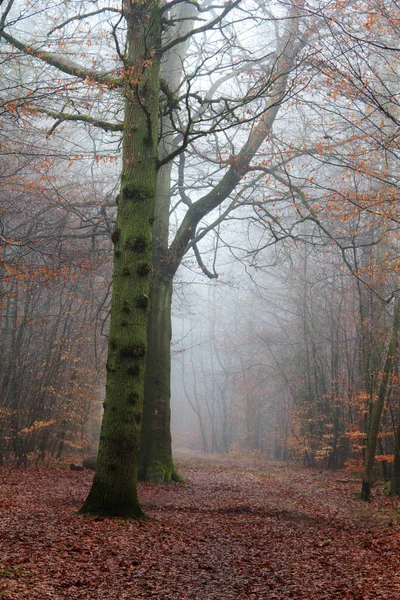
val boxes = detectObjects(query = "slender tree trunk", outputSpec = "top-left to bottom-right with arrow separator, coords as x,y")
390,420 -> 400,495
181,326 -> 209,453
139,163 -> 179,481
141,2 -> 304,477
137,122 -> 177,482
56,420 -> 67,461
360,296 -> 400,501
139,2 -> 196,480
79,0 -> 161,517
139,273 -> 182,481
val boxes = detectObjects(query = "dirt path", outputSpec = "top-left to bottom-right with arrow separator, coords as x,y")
1,452 -> 400,599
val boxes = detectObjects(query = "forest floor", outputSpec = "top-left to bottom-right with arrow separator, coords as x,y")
1,452 -> 400,599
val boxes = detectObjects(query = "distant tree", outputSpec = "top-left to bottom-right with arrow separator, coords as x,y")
0,147 -> 107,466
360,296 -> 400,499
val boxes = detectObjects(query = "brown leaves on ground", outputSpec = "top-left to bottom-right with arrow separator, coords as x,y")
1,452 -> 400,599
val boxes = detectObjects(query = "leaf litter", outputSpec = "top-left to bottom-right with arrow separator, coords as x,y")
1,452 -> 400,599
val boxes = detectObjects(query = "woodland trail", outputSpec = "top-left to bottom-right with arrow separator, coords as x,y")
0,452 -> 400,599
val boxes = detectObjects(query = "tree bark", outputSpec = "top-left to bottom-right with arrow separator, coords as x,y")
141,2 -> 305,476
390,420 -> 400,495
79,0 -> 161,517
139,273 -> 182,481
360,296 -> 400,501
139,1 -> 196,481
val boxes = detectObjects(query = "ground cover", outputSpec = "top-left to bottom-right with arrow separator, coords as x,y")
0,452 -> 399,599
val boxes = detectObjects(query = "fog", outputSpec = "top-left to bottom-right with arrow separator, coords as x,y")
0,0 -> 400,505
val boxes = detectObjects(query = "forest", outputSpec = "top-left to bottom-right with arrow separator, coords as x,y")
1,0 -> 400,597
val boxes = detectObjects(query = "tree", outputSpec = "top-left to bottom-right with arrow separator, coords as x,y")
169,0 -> 400,487
360,296 -> 400,500
79,0 -> 162,516
0,131 -> 107,466
1,0 -> 311,486
140,0 -> 308,480
0,0 -> 161,515
138,0 -> 197,482
0,0 -> 249,514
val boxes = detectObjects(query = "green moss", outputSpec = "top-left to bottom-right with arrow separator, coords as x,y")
135,294 -> 149,309
146,461 -> 167,482
111,229 -> 120,244
122,303 -> 130,314
171,469 -> 185,483
142,459 -> 185,483
127,365 -> 140,377
137,262 -> 151,277
127,392 -> 139,405
0,568 -> 24,578
122,184 -> 153,201
78,490 -> 144,518
120,344 -> 146,359
127,236 -> 147,252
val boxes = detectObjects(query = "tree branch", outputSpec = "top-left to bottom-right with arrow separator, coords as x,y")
47,7 -> 123,35
30,106 -> 124,132
160,0 -> 242,54
0,30 -> 124,89
192,242 -> 218,278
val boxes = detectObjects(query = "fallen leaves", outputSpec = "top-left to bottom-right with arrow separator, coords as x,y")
0,453 -> 400,599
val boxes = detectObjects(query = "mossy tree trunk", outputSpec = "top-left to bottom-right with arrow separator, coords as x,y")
139,3 -> 196,481
360,296 -> 400,501
79,0 -> 161,517
138,139 -> 177,482
139,270 -> 182,481
140,3 -> 305,479
138,154 -> 181,483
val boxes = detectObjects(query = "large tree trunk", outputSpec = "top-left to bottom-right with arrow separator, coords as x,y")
360,296 -> 400,501
79,0 -> 161,517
